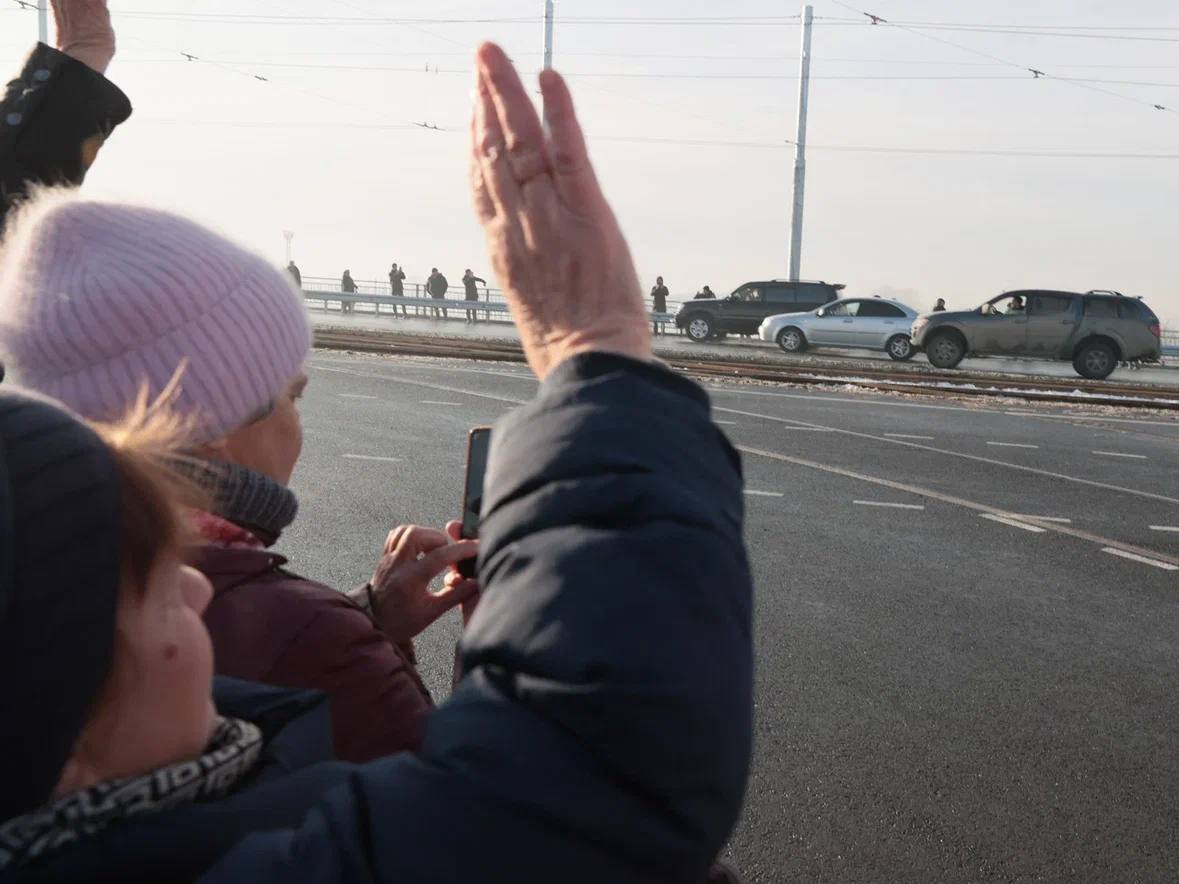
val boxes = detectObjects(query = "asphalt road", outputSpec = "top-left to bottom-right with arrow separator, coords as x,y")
283,350 -> 1179,883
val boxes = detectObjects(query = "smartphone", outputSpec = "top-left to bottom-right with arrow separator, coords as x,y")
458,427 -> 492,578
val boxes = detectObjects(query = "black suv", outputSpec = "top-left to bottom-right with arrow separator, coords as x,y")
675,280 -> 845,342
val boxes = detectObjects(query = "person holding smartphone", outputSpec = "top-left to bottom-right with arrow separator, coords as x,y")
0,42 -> 751,884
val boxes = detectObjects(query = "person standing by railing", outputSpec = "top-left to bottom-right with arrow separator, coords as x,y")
427,267 -> 449,319
463,268 -> 486,324
340,269 -> 356,314
287,261 -> 302,289
388,263 -> 407,317
651,276 -> 669,335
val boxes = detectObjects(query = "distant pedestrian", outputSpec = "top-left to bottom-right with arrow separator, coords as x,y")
389,263 -> 407,317
933,298 -> 946,312
696,285 -> 715,300
651,276 -> 669,314
651,276 -> 670,335
287,261 -> 302,289
341,269 -> 357,314
427,267 -> 449,319
463,269 -> 487,323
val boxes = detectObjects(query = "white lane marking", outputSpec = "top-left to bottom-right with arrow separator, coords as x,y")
342,454 -> 403,463
716,406 -> 1179,506
885,433 -> 934,440
310,365 -> 528,405
987,441 -> 1039,449
715,420 -> 738,426
421,400 -> 462,406
1093,450 -> 1148,460
1006,410 -> 1179,430
783,427 -> 834,432
1102,548 -> 1179,571
338,393 -> 376,400
853,500 -> 925,510
744,490 -> 785,498
1149,525 -> 1179,532
980,513 -> 1047,533
1013,515 -> 1072,524
736,444 -> 1179,568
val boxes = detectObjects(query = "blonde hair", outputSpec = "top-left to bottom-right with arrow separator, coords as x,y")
90,383 -> 206,593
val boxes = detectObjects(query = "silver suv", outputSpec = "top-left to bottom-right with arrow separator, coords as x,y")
910,290 -> 1162,380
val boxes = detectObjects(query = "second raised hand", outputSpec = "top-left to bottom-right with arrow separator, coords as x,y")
470,43 -> 651,381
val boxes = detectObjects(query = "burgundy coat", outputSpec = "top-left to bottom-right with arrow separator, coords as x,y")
189,544 -> 433,763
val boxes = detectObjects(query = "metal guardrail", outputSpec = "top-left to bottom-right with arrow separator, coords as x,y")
299,275 -> 686,315
302,289 -> 679,330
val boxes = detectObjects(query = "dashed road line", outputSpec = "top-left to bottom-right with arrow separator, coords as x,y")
421,400 -> 462,406
338,393 -> 377,400
744,490 -> 785,498
736,444 -> 1179,569
853,500 -> 925,510
716,406 -> 1179,506
1149,525 -> 1179,533
1013,515 -> 1072,524
1102,548 -> 1179,572
715,420 -> 738,426
987,441 -> 1039,449
1093,450 -> 1148,460
342,454 -> 403,463
980,513 -> 1046,533
885,433 -> 934,440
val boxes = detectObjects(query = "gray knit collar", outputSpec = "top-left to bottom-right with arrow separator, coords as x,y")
180,459 -> 299,546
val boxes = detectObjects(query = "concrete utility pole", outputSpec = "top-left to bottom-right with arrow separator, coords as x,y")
788,4 -> 814,282
38,0 -> 49,44
283,231 -> 294,265
543,0 -> 555,70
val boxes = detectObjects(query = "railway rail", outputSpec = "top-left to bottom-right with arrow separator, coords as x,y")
314,328 -> 1179,411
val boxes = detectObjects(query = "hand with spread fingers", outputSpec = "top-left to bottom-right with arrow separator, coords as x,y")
470,43 -> 652,380
364,526 -> 480,645
51,0 -> 116,74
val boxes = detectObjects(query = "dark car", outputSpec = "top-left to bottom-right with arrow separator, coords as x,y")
911,289 -> 1162,380
675,279 -> 844,342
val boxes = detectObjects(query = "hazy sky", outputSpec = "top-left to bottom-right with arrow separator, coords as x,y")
3,1 -> 1178,322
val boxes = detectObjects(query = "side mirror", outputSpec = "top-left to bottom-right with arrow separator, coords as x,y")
816,309 -> 826,317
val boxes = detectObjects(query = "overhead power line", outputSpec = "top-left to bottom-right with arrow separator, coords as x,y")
828,0 -> 1176,115
107,57 -> 1179,90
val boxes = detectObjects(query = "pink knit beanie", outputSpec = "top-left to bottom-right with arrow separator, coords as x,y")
0,190 -> 311,443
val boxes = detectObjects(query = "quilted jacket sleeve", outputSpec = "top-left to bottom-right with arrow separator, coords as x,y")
1,43 -> 131,223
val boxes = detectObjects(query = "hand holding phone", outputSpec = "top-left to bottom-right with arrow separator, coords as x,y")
458,427 -> 491,579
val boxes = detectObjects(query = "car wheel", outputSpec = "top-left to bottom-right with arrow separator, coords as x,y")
886,334 -> 914,362
1073,340 -> 1117,380
925,331 -> 965,369
777,327 -> 807,354
686,316 -> 713,343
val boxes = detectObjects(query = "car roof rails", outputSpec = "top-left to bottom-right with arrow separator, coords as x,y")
766,279 -> 846,289
1086,289 -> 1125,297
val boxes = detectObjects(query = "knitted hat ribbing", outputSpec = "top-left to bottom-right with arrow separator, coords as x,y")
0,389 -> 121,821
0,190 -> 311,443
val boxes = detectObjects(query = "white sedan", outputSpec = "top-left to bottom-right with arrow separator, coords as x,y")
758,297 -> 920,361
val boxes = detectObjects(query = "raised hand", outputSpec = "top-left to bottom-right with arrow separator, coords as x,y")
365,526 -> 479,645
51,0 -> 116,73
470,43 -> 651,380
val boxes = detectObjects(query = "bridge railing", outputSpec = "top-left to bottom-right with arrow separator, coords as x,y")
301,289 -> 679,331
